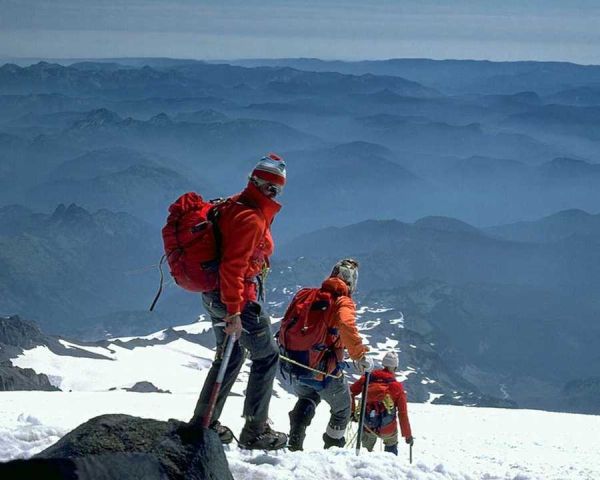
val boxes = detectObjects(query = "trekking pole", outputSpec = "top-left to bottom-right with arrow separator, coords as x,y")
202,333 -> 236,428
410,443 -> 413,464
355,371 -> 371,456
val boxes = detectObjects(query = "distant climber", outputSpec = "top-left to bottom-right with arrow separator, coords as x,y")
278,259 -> 373,451
350,351 -> 413,455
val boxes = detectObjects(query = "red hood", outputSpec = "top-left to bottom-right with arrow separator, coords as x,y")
370,368 -> 397,382
236,181 -> 281,224
321,276 -> 350,297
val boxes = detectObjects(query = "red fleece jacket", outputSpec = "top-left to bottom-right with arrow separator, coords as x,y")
218,181 -> 281,315
351,368 -> 412,438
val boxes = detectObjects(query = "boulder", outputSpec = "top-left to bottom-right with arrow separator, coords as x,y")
123,381 -> 171,394
0,454 -> 167,480
0,414 -> 233,480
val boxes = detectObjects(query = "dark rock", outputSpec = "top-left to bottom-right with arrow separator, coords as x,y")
0,457 -> 79,480
432,391 -> 518,409
0,315 -> 49,352
0,315 -> 110,364
0,453 -> 168,480
31,414 -> 233,480
0,361 -> 60,391
123,381 -> 171,394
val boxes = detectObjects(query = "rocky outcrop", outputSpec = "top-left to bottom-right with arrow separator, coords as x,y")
432,391 -> 518,409
124,381 -> 171,394
0,361 -> 60,391
0,314 -> 110,361
0,315 -> 50,358
0,414 -> 233,480
0,454 -> 168,480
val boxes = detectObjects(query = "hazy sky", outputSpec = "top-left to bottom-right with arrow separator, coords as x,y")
1,0 -> 600,64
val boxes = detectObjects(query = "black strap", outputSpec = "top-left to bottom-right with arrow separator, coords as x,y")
149,254 -> 166,312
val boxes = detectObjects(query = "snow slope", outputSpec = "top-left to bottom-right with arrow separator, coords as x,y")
3,319 -> 600,479
12,338 -> 215,392
1,391 -> 599,479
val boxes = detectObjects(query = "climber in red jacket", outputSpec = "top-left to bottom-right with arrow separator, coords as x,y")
350,351 -> 413,455
186,153 -> 288,451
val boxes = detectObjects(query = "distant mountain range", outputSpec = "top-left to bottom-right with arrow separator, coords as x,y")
0,204 -> 161,333
0,61 -> 437,98
2,57 -> 600,415
227,58 -> 600,96
3,59 -> 600,227
488,208 -> 600,243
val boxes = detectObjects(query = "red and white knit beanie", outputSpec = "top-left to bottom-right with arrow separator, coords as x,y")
251,153 -> 287,186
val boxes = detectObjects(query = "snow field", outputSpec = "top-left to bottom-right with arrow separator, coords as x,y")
12,339 -> 216,393
0,391 -> 599,479
5,325 -> 600,479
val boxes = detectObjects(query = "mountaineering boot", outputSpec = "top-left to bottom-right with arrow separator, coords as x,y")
175,420 -> 234,445
384,443 -> 399,455
210,420 -> 234,445
239,420 -> 288,450
288,398 -> 317,451
322,432 -> 345,449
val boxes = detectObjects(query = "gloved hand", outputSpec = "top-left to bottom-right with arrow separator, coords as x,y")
224,313 -> 242,340
405,436 -> 414,446
356,355 -> 374,374
351,410 -> 360,422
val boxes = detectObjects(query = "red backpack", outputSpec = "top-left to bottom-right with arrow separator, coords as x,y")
149,192 -> 229,310
364,378 -> 397,431
278,287 -> 344,379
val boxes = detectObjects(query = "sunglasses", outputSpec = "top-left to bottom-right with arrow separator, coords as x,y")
259,182 -> 283,197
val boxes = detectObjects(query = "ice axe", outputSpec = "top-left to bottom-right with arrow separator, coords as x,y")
202,333 -> 236,428
355,370 -> 371,456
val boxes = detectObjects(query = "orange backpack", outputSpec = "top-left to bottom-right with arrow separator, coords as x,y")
277,287 -> 344,378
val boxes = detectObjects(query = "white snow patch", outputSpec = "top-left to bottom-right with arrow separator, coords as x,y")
12,340 -> 215,393
390,312 -> 405,326
396,368 -> 416,383
356,306 -> 393,315
376,338 -> 399,352
0,412 -> 65,462
58,339 -> 114,357
111,329 -> 167,342
426,393 -> 445,404
390,317 -> 404,328
357,320 -> 381,330
172,321 -> 212,335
